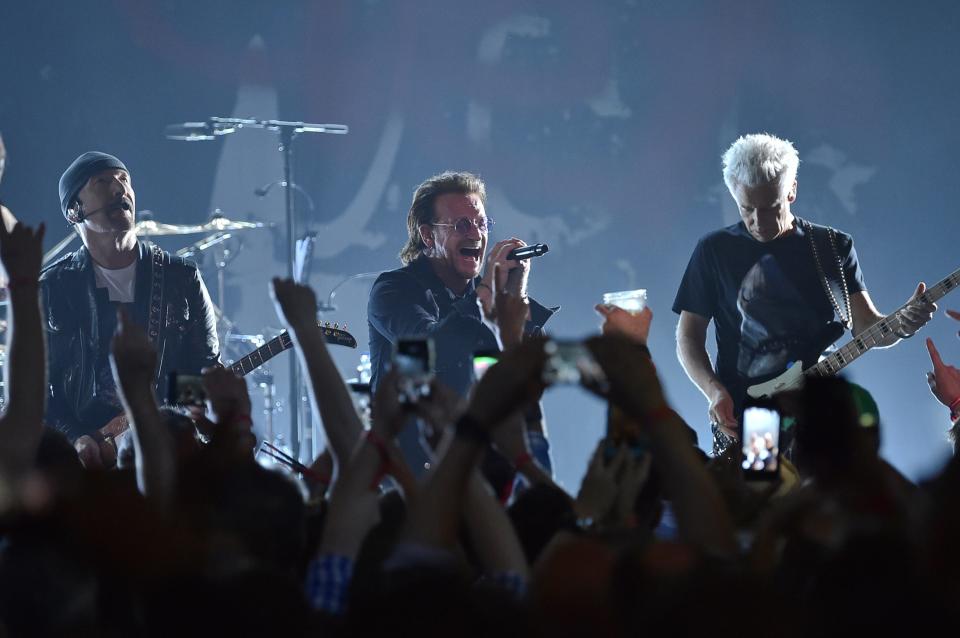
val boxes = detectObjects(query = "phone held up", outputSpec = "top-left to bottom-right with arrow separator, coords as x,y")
472,349 -> 499,382
739,397 -> 781,480
541,339 -> 607,389
393,337 -> 435,405
167,372 -> 206,407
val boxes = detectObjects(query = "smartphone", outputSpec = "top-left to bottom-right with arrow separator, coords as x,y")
542,339 -> 607,387
472,349 -> 499,381
393,338 -> 434,404
167,372 -> 206,407
739,399 -> 781,480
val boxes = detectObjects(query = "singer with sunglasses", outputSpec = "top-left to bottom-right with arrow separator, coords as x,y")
39,152 -> 220,468
367,171 -> 556,475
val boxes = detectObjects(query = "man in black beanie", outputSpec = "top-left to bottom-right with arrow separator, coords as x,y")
40,151 -> 220,467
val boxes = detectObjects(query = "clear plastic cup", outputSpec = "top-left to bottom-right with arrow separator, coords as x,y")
602,289 -> 647,314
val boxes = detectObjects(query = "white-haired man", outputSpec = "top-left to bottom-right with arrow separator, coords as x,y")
673,133 -> 936,454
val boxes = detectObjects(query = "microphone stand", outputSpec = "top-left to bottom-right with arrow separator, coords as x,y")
166,117 -> 348,461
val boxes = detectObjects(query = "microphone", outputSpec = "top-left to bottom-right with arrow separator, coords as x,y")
507,243 -> 549,260
74,199 -> 131,223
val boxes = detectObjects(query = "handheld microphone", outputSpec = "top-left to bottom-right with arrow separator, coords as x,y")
507,243 -> 549,261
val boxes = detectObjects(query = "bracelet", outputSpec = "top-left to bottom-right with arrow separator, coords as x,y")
365,429 -> 391,465
455,413 -> 491,446
365,429 -> 392,487
514,451 -> 533,470
949,397 -> 960,421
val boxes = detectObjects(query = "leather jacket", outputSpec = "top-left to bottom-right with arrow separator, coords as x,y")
40,241 -> 220,440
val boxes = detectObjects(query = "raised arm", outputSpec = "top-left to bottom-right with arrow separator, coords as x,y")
110,307 -> 173,509
399,339 -> 547,549
271,278 -> 364,470
0,221 -> 46,482
589,334 -> 737,558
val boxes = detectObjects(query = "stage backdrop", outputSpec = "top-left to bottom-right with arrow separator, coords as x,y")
3,0 -> 959,488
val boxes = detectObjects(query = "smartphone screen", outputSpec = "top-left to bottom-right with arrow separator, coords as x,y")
740,402 -> 781,479
167,372 -> 206,407
393,338 -> 434,403
542,340 -> 606,386
472,350 -> 499,381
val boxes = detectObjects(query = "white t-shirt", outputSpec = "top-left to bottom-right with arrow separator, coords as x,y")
94,260 -> 137,303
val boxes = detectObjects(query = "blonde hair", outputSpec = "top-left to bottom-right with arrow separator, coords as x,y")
722,133 -> 799,194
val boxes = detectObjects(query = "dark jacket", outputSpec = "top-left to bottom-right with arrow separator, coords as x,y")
367,256 -> 557,398
40,241 -> 220,440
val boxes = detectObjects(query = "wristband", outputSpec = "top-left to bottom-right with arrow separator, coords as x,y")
365,429 -> 392,487
949,397 -> 960,421
514,451 -> 533,470
455,414 -> 491,446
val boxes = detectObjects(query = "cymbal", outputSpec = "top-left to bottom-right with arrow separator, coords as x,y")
135,216 -> 270,236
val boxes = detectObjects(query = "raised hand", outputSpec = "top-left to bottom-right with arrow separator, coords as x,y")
926,337 -> 960,410
584,334 -> 668,419
491,263 -> 529,347
412,377 -> 465,443
595,304 -> 652,346
465,337 -> 548,429
110,307 -> 157,389
201,366 -> 252,425
370,367 -> 414,439
270,277 -> 319,330
574,439 -> 627,523
0,221 -> 45,284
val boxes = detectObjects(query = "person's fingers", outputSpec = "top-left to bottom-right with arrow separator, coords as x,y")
927,371 -> 938,392
927,337 -> 946,369
946,309 -> 960,323
610,443 -> 630,475
913,282 -> 926,300
36,222 -> 45,244
594,303 -> 613,317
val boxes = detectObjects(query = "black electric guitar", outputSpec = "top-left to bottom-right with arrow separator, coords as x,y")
94,322 -> 357,447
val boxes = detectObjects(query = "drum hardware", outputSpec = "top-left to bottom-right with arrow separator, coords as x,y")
166,115 -> 349,461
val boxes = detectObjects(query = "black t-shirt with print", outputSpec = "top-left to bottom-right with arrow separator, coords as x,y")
672,218 -> 866,405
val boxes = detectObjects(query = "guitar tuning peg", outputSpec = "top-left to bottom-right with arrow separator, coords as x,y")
323,321 -> 330,328
333,322 -> 339,329
343,323 -> 347,330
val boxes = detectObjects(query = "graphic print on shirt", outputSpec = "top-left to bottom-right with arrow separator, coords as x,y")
736,255 -> 822,380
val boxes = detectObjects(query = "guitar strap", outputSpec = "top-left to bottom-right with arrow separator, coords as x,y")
147,243 -> 165,346
802,219 -> 852,331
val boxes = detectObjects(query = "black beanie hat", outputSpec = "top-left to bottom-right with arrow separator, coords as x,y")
58,151 -> 128,219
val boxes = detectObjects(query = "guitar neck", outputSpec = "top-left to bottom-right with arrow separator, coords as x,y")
806,265 -> 960,380
230,332 -> 293,377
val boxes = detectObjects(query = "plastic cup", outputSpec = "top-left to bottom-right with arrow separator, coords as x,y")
602,289 -> 647,314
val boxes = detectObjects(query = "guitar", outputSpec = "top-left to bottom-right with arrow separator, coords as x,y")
89,322 -> 357,460
747,265 -> 960,400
